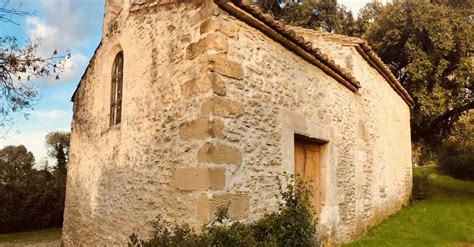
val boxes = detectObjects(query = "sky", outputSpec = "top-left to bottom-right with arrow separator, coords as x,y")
0,0 -> 105,164
339,0 -> 389,15
0,0 -> 378,163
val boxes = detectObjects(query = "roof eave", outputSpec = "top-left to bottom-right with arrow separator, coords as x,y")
355,45 -> 415,107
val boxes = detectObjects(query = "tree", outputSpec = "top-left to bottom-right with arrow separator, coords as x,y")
44,131 -> 70,231
254,0 -> 357,35
45,131 -> 70,175
0,145 -> 35,186
431,0 -> 474,16
0,144 -> 66,233
363,0 -> 473,146
355,1 -> 384,37
437,111 -> 474,179
0,0 -> 67,135
253,0 -> 284,16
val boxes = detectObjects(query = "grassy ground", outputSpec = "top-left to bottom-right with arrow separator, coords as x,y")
0,228 -> 61,245
345,166 -> 474,247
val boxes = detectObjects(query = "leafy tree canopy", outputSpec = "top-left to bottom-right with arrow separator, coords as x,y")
254,0 -> 358,35
364,0 -> 473,144
0,145 -> 35,185
0,140 -> 67,233
45,131 -> 70,175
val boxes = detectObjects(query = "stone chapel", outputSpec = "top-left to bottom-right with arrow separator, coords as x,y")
62,0 -> 414,245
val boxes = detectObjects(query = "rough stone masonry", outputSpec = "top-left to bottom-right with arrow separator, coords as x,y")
62,0 -> 413,245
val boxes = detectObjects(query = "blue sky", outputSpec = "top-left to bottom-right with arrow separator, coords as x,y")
0,0 -> 375,164
0,0 -> 105,164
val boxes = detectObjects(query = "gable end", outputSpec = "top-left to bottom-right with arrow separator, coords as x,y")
215,0 -> 414,107
214,0 -> 361,93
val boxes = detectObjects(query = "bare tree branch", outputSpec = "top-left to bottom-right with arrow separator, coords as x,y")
0,1 -> 68,136
0,0 -> 33,25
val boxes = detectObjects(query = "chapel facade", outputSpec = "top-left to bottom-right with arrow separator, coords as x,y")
62,0 -> 414,245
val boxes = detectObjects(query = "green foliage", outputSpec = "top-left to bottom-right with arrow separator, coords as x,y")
431,0 -> 474,16
0,131 -> 69,233
355,1 -> 384,36
0,145 -> 60,233
129,176 -> 317,247
363,0 -> 473,145
438,151 -> 474,180
437,112 -> 474,180
411,169 -> 430,201
254,0 -> 358,35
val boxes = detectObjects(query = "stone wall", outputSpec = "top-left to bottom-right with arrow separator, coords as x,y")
214,11 -> 412,243
63,1 -> 412,245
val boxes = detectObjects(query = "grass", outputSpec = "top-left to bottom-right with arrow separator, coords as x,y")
345,166 -> 474,247
0,228 -> 62,244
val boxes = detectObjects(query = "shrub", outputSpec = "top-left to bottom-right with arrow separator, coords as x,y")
129,176 -> 317,247
412,170 -> 430,201
438,142 -> 474,180
437,113 -> 474,180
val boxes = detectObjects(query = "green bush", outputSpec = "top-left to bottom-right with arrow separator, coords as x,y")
412,171 -> 430,201
438,142 -> 474,180
129,176 -> 317,247
436,113 -> 474,180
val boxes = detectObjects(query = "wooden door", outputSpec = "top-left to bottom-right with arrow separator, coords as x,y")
295,140 -> 321,216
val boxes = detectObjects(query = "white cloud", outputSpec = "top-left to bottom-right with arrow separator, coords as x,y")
41,53 -> 89,85
25,16 -> 58,49
28,110 -> 67,119
22,0 -> 97,85
0,109 -> 72,162
0,132 -> 48,162
25,0 -> 97,56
